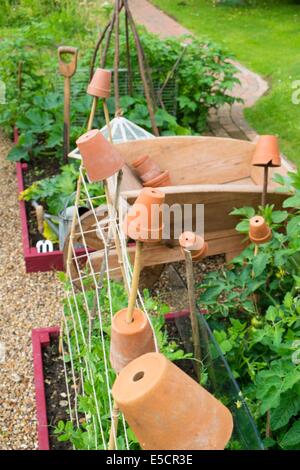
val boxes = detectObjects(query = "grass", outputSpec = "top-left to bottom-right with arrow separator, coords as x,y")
152,0 -> 300,164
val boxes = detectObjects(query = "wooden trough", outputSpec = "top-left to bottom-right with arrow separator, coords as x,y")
65,136 -> 293,285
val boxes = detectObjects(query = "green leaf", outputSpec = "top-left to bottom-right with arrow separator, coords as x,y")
252,253 -> 269,277
283,194 -> 300,209
235,219 -> 250,233
7,146 -> 30,162
271,393 -> 300,431
287,215 -> 300,237
271,210 -> 289,224
230,207 -> 255,218
280,420 -> 300,448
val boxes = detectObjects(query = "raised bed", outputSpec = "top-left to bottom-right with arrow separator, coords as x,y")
32,326 -> 60,450
15,129 -> 90,273
32,312 -> 263,451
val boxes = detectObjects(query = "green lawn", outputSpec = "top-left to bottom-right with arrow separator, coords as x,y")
152,0 -> 300,164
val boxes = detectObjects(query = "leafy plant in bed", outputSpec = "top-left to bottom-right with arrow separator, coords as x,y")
199,169 -> 300,449
2,13 -> 240,268
53,278 -> 189,450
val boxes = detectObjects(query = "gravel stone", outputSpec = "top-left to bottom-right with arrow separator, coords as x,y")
0,132 -> 63,450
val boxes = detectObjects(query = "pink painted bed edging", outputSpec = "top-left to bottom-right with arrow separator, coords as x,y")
31,312 -> 188,450
14,129 -> 86,273
32,327 -> 60,451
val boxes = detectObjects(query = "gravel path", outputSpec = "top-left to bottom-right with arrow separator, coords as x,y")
0,132 -> 63,450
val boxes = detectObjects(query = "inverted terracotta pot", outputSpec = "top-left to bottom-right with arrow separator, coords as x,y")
87,68 -> 111,99
132,155 -> 162,183
110,308 -> 156,374
112,352 -> 233,450
123,188 -> 165,242
76,129 -> 124,182
251,135 -> 281,167
179,231 -> 208,261
143,170 -> 171,188
249,215 -> 272,244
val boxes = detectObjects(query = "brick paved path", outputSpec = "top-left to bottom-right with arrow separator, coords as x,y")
128,0 -> 268,141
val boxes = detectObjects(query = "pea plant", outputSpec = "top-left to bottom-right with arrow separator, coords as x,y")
54,277 -> 189,450
198,169 -> 300,449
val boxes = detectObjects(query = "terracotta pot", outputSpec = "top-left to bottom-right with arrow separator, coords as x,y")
76,129 -> 124,182
143,170 -> 171,188
123,188 -> 165,243
251,135 -> 281,167
140,167 -> 163,183
131,155 -> 149,169
87,68 -> 111,99
112,352 -> 233,450
249,215 -> 272,244
110,308 -> 156,374
132,155 -> 162,183
179,231 -> 208,261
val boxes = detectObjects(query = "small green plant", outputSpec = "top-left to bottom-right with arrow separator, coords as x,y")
19,162 -> 105,216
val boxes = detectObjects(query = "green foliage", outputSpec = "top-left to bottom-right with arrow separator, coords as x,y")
19,163 -> 104,215
198,170 -> 300,448
1,11 -> 239,164
54,279 -> 189,449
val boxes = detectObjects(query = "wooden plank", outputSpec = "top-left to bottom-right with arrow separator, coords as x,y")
122,184 -> 288,233
90,230 -> 247,278
116,136 -> 256,185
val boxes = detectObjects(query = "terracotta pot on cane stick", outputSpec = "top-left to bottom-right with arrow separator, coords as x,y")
251,135 -> 281,206
86,68 -> 112,131
123,187 -> 165,243
76,129 -> 124,182
112,352 -> 233,450
179,231 -> 208,261
110,188 -> 165,373
249,216 -> 272,245
110,308 -> 156,374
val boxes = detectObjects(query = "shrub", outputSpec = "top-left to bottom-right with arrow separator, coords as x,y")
199,169 -> 300,449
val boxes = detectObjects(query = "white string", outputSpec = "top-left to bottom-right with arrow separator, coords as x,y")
61,138 -> 160,450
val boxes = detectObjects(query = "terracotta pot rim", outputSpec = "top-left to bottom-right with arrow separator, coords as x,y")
87,68 -> 111,99
249,229 -> 272,245
112,308 -> 148,335
132,155 -> 149,169
252,135 -> 281,168
143,170 -> 170,187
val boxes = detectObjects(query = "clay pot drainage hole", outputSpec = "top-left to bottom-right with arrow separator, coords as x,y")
133,371 -> 145,382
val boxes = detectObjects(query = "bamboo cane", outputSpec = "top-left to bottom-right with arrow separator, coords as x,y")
126,240 -> 143,324
108,400 -> 120,450
87,96 -> 98,131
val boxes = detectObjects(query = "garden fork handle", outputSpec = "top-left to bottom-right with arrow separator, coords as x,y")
58,46 -> 78,78
57,47 -> 78,162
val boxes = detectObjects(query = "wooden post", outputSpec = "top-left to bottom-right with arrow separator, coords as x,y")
261,165 -> 269,207
126,240 -> 143,324
183,249 -> 201,379
123,0 -> 159,136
